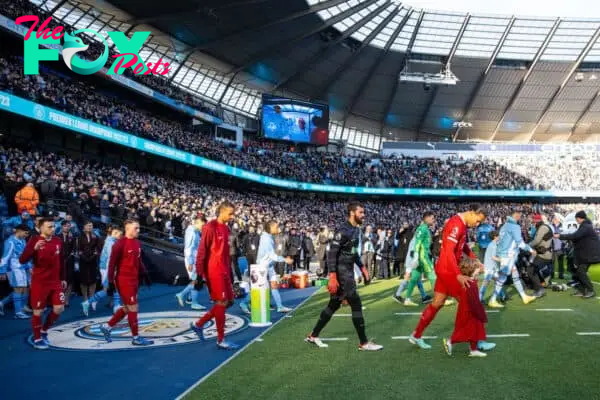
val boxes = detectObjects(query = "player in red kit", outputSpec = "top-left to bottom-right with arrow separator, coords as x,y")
19,217 -> 66,350
190,201 -> 239,350
100,220 -> 154,346
408,204 -> 495,352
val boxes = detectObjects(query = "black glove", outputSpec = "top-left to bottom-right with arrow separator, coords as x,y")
107,282 -> 115,296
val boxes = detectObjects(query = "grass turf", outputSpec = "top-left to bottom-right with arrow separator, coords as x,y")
185,278 -> 600,400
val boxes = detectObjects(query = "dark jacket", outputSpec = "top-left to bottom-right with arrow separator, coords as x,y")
559,219 -> 600,265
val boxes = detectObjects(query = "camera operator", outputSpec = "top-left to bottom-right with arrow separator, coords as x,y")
528,214 -> 553,297
555,211 -> 600,299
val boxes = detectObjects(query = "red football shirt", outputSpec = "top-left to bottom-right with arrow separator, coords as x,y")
436,214 -> 476,276
20,235 -> 64,284
196,220 -> 230,280
107,237 -> 146,283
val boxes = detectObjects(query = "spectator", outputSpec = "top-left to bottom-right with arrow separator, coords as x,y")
556,211 -> 600,299
14,182 -> 39,216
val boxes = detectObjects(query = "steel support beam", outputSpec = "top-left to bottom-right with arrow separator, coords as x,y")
186,0 -> 350,53
566,90 -> 600,142
527,26 -> 600,142
127,0 -> 273,25
340,8 -> 412,117
229,0 -> 380,75
488,17 -> 561,142
378,10 -> 424,135
415,14 -> 471,140
307,3 -> 400,99
455,16 -> 515,142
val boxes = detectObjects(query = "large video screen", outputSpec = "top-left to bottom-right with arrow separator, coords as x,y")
261,94 -> 329,145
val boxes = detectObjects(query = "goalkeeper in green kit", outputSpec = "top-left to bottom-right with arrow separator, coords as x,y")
403,211 -> 451,306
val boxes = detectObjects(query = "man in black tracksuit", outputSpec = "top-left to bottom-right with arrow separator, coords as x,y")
305,202 -> 383,351
557,211 -> 600,298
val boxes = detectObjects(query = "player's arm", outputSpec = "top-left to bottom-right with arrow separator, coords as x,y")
441,223 -> 462,276
0,240 -> 14,275
19,235 -> 37,264
107,238 -> 124,284
326,229 -> 344,275
183,228 -> 195,266
462,241 -> 477,259
511,225 -> 533,252
415,228 -> 433,270
196,224 -> 213,280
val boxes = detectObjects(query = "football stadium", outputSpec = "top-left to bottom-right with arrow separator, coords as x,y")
2,0 -> 600,398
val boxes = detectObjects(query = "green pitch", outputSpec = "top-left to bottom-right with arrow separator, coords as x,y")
186,277 -> 600,400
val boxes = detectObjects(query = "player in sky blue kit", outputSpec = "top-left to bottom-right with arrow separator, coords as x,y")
476,222 -> 495,262
480,230 -> 500,302
488,210 -> 537,308
81,225 -> 122,316
0,225 -> 32,318
175,215 -> 207,310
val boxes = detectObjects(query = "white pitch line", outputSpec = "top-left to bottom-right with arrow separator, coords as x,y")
535,308 -> 573,312
576,332 -> 600,336
394,312 -> 422,316
320,337 -> 349,342
592,281 -> 600,286
333,314 -> 352,317
392,336 -> 438,340
174,289 -> 319,400
255,338 -> 264,342
486,334 -> 530,338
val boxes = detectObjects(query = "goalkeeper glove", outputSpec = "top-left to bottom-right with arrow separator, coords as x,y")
360,267 -> 371,285
327,272 -> 339,295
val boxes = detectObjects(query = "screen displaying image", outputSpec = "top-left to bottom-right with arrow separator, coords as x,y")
261,95 -> 329,145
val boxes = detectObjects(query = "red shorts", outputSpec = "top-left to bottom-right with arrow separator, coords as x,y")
434,272 -> 466,299
116,279 -> 138,306
30,281 -> 64,309
206,273 -> 234,302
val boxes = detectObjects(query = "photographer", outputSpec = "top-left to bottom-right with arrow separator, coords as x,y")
555,211 -> 600,299
528,214 -> 553,297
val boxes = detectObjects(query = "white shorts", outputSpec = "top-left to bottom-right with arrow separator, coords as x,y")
9,269 -> 29,288
268,267 -> 279,283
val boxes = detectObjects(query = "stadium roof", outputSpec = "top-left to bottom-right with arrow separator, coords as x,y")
28,0 -> 600,149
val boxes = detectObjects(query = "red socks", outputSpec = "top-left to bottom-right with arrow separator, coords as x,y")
413,304 -> 440,338
127,311 -> 139,337
193,305 -> 226,342
32,314 -> 42,341
213,304 -> 226,342
470,341 -> 478,351
195,309 -> 214,329
108,307 -> 127,327
42,312 -> 60,332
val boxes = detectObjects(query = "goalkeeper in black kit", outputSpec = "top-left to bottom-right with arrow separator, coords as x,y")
305,202 -> 383,351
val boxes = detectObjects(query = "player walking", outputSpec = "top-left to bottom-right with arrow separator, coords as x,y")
175,214 -> 206,310
0,224 -> 32,318
487,209 -> 537,308
19,218 -> 66,350
81,225 -> 123,316
408,204 -> 495,351
190,201 -> 239,350
402,212 -> 438,306
305,202 -> 382,351
100,220 -> 154,346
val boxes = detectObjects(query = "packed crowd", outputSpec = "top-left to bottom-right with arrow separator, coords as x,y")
1,0 -> 599,192
2,144 -> 599,241
0,55 -> 547,190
